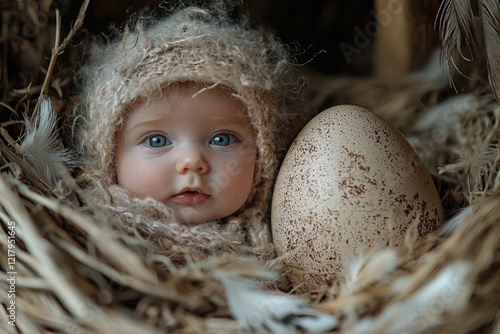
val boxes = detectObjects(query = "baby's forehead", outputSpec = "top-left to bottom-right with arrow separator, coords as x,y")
123,82 -> 252,126
144,81 -> 241,102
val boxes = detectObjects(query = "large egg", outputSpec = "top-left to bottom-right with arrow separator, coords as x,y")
271,105 -> 444,289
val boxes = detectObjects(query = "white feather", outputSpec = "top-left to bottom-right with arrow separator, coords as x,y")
344,253 -> 365,288
344,249 -> 400,291
408,48 -> 449,84
407,93 -> 477,154
213,266 -> 338,333
439,206 -> 472,236
412,93 -> 478,134
493,318 -> 500,334
349,261 -> 471,334
20,98 -> 73,186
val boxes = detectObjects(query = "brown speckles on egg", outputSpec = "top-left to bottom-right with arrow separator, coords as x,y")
271,105 -> 444,291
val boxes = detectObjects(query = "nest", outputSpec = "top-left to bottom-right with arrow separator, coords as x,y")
1,1 -> 499,333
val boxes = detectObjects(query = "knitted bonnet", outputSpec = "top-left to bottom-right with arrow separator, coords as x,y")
73,2 -> 310,257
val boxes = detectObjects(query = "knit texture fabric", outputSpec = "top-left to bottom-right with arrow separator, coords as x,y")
73,2 -> 311,259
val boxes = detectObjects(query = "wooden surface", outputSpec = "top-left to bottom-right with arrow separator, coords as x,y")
374,0 -> 440,77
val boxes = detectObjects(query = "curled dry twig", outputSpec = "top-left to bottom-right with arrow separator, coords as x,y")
33,0 -> 90,120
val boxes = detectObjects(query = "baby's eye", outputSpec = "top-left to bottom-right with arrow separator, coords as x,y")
145,135 -> 171,148
210,133 -> 238,146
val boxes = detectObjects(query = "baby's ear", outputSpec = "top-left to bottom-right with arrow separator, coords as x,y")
20,97 -> 75,188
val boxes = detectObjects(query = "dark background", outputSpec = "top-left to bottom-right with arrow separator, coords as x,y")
69,0 -> 376,76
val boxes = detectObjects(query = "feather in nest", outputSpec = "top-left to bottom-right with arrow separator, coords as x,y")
437,0 -> 500,100
348,261 -> 472,334
478,1 -> 500,100
211,257 -> 339,333
19,97 -> 74,187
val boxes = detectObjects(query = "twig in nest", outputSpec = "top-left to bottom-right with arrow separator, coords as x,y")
35,10 -> 60,116
0,128 -> 20,152
33,0 -> 90,119
57,0 -> 91,54
0,173 -> 88,319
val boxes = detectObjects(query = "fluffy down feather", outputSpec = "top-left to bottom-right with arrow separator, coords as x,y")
213,258 -> 338,333
20,98 -> 73,187
350,261 -> 472,334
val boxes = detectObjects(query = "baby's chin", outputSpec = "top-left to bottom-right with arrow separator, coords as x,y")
166,202 -> 241,225
174,211 -> 223,225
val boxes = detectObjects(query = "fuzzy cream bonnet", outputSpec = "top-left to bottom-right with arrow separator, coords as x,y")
73,2 -> 310,258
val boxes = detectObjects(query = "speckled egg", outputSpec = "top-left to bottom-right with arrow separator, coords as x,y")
271,105 -> 444,290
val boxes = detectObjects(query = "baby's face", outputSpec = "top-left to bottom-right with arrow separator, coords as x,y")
115,85 -> 257,224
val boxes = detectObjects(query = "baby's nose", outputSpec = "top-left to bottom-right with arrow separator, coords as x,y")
176,146 -> 209,175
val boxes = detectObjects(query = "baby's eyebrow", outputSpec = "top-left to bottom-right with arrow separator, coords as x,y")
124,118 -> 166,134
127,112 -> 171,126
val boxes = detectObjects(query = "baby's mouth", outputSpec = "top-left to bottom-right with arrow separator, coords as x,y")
172,188 -> 210,205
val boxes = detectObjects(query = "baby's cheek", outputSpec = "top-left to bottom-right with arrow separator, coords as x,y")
206,160 -> 243,196
117,157 -> 157,198
230,156 -> 256,204
210,156 -> 255,212
116,162 -> 139,193
240,141 -> 258,163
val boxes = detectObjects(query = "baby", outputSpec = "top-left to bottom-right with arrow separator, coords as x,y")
73,2 -> 311,258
